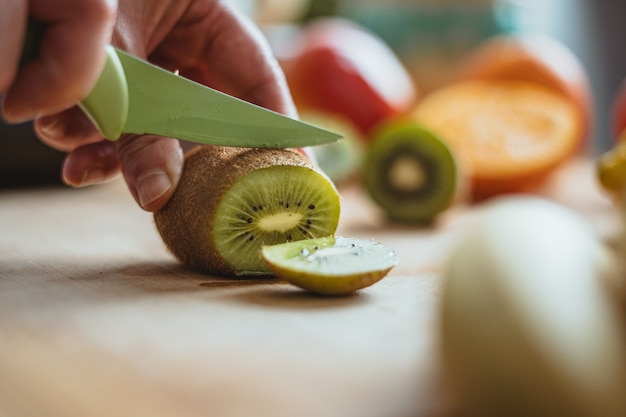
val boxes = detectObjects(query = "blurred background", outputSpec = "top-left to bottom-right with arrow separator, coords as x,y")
2,0 -> 625,187
246,0 -> 626,153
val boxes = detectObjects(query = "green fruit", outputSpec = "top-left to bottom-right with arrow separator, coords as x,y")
362,120 -> 458,224
154,146 -> 341,276
597,142 -> 626,193
261,235 -> 398,295
442,196 -> 626,417
301,111 -> 364,185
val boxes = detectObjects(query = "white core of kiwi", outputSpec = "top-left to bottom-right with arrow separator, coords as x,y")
362,121 -> 458,223
388,155 -> 427,191
258,212 -> 305,232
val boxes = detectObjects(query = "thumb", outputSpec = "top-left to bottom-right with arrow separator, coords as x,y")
116,134 -> 184,212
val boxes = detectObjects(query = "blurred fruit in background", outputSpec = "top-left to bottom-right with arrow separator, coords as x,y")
261,2 -> 597,205
280,17 -> 418,138
299,111 -> 364,187
455,33 -> 594,146
596,78 -> 626,196
414,80 -> 583,201
361,120 -> 460,224
413,32 -> 590,201
442,196 -> 626,417
596,142 -> 626,195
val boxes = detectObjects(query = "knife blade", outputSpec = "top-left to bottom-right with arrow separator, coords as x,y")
22,22 -> 341,148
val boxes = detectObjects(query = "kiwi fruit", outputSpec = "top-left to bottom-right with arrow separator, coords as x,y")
154,146 -> 341,276
261,235 -> 398,295
362,120 -> 458,224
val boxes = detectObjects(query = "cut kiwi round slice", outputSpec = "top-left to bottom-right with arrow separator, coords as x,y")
154,146 -> 341,276
261,236 -> 398,295
362,120 -> 458,224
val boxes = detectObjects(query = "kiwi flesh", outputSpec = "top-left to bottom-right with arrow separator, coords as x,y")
261,236 -> 398,295
362,120 -> 458,224
154,146 -> 341,276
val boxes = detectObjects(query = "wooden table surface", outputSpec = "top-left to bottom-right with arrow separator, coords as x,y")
0,158 -> 619,417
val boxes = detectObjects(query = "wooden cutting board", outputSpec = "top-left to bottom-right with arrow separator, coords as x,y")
0,158 -> 618,417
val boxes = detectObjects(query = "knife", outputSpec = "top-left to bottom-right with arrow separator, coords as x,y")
21,21 -> 341,148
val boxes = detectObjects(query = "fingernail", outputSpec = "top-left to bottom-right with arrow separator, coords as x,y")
137,170 -> 172,208
79,168 -> 106,187
35,116 -> 62,140
2,105 -> 37,124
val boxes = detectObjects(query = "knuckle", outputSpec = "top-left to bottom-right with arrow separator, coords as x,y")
115,135 -> 160,173
87,0 -> 118,24
116,135 -> 182,178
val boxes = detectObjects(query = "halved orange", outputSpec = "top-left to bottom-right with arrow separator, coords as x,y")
456,33 -> 592,144
413,80 -> 583,200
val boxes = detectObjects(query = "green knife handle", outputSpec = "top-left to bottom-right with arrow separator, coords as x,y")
78,46 -> 129,140
20,19 -> 129,140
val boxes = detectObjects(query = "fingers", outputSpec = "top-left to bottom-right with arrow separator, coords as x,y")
34,107 -> 102,151
0,1 -> 28,95
40,106 -> 184,213
35,102 -> 121,189
115,135 -> 184,212
61,133 -> 184,213
62,140 -> 121,187
2,0 -> 183,214
1,0 -> 117,122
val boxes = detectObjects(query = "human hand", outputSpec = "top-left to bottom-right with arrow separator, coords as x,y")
10,0 -> 297,212
0,0 -> 116,123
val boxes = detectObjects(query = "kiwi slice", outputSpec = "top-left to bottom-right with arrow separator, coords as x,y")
154,146 -> 341,276
261,236 -> 398,295
362,120 -> 458,224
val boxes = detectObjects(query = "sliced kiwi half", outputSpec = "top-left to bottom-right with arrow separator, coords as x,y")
154,146 -> 341,276
261,236 -> 398,295
362,120 -> 458,224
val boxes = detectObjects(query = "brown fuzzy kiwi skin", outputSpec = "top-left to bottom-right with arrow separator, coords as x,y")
154,145 -> 317,276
